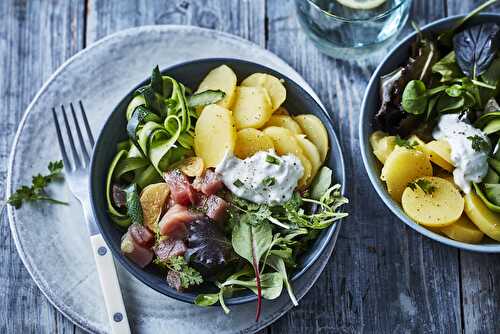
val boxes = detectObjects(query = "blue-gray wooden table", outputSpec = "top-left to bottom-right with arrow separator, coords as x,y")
1,0 -> 500,333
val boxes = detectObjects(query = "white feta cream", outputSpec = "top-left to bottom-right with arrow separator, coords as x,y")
432,114 -> 490,193
215,150 -> 303,205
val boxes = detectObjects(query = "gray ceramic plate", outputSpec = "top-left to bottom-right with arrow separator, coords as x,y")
360,14 -> 500,253
7,25 -> 343,333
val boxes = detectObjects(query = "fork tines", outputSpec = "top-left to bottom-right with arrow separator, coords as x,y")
52,101 -> 94,171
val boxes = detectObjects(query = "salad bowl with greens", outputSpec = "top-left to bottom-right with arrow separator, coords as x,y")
360,8 -> 500,252
89,58 -> 348,318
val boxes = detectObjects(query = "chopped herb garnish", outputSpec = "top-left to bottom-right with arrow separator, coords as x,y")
407,179 -> 436,195
7,160 -> 67,209
395,136 -> 418,149
467,135 -> 489,152
154,256 -> 203,289
265,155 -> 280,165
233,179 -> 244,188
262,176 -> 276,187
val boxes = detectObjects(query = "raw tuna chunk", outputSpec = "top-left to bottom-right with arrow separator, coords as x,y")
121,232 -> 153,268
193,169 -> 224,196
196,194 -> 229,223
166,270 -> 183,291
159,204 -> 201,238
154,238 -> 187,261
111,183 -> 127,209
163,170 -> 196,206
129,223 -> 155,248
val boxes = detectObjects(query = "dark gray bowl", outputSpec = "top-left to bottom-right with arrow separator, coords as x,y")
90,58 -> 346,304
360,14 -> 500,253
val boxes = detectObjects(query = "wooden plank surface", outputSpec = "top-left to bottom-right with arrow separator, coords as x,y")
445,2 -> 500,333
0,0 -> 499,333
0,1 -> 85,333
266,0 -> 463,333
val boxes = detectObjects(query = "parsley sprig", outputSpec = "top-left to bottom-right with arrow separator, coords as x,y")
407,179 -> 436,195
7,160 -> 67,209
155,256 -> 203,289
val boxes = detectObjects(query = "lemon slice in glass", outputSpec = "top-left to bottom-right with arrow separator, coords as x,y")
336,0 -> 387,10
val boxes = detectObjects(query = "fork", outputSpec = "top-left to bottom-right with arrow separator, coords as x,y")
52,102 -> 131,334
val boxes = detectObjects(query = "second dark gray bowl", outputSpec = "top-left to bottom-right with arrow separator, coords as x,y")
360,13 -> 500,253
90,58 -> 346,304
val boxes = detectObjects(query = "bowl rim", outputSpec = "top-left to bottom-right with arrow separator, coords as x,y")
359,13 -> 500,253
89,57 -> 347,305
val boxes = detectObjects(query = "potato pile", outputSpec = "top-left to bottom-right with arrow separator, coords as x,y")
371,131 -> 500,244
193,65 -> 329,188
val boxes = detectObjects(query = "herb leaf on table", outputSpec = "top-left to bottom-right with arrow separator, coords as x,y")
7,160 -> 67,209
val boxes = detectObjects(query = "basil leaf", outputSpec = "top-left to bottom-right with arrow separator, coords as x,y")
453,23 -> 500,78
402,80 -> 428,114
194,293 -> 219,307
432,51 -> 463,82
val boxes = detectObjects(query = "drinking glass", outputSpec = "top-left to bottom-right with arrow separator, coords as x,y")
295,0 -> 412,59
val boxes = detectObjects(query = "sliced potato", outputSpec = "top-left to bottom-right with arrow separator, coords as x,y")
196,64 -> 237,109
232,86 -> 273,129
401,177 -> 464,227
241,73 -> 286,111
464,190 -> 500,241
408,135 -> 427,149
264,115 -> 303,134
293,114 -> 329,163
172,157 -> 205,177
369,131 -> 397,164
440,215 -> 484,243
381,147 -> 433,202
140,183 -> 170,232
296,134 -> 321,180
234,128 -> 274,159
274,107 -> 289,116
263,126 -> 312,188
194,105 -> 237,167
434,168 -> 458,190
425,140 -> 454,172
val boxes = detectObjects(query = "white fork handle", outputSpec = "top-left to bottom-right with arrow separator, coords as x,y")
90,234 -> 131,334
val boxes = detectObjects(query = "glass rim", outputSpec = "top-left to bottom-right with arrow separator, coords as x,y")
301,0 -> 411,23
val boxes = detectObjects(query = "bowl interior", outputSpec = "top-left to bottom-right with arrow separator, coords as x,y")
90,58 -> 346,304
360,13 -> 500,253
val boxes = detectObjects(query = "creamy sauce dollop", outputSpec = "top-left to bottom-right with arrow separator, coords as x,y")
432,114 -> 490,193
215,150 -> 303,205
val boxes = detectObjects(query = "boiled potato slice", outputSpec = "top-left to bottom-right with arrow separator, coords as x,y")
241,73 -> 286,111
440,215 -> 484,244
140,183 -> 170,232
196,64 -> 237,109
296,134 -> 321,180
401,177 -> 464,227
234,128 -> 274,159
171,157 -> 205,177
293,115 -> 329,163
232,86 -> 273,129
264,115 -> 303,134
464,190 -> 500,241
369,131 -> 396,164
274,107 -> 289,116
426,140 -> 454,172
381,147 -> 433,202
194,105 -> 237,167
434,168 -> 459,190
263,126 -> 312,188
